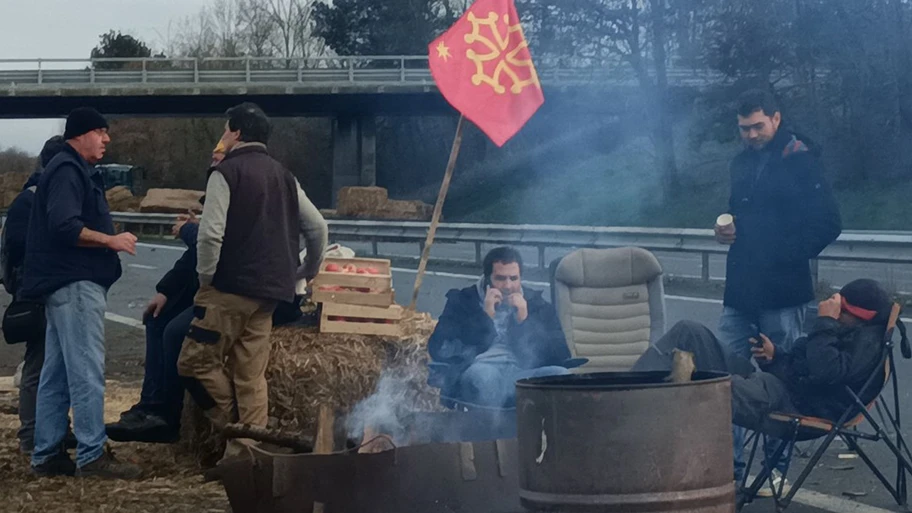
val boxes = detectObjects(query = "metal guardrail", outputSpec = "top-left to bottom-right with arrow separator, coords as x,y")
0,56 -> 724,89
110,213 -> 912,282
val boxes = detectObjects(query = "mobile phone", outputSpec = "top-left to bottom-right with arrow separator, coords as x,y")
749,324 -> 763,346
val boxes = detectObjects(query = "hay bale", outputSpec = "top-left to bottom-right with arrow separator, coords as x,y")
374,199 -> 435,221
140,188 -> 204,214
337,186 -> 388,216
105,186 -> 135,212
182,310 -> 439,464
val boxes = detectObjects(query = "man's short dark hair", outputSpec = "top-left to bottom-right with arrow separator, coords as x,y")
483,246 -> 523,279
737,89 -> 780,118
226,102 -> 271,144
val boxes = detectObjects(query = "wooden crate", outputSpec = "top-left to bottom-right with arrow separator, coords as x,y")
320,303 -> 403,336
312,257 -> 394,307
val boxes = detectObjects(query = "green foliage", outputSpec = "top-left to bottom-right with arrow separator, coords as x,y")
90,31 -> 156,69
312,0 -> 458,56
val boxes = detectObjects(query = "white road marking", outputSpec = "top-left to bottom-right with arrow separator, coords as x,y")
104,312 -> 144,329
127,263 -> 157,270
666,294 -> 723,305
137,242 -> 184,251
746,474 -> 896,513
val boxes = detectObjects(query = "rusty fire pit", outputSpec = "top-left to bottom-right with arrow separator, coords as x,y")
516,371 -> 735,513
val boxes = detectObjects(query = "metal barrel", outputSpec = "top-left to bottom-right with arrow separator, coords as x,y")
517,371 -> 735,513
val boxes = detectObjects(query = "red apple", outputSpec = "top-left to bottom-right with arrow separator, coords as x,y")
366,267 -> 380,275
356,268 -> 368,274
325,263 -> 341,272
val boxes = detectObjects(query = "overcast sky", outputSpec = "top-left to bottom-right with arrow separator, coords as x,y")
0,0 -> 211,154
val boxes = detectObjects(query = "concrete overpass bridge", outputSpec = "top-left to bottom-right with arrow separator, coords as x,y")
0,55 -> 720,204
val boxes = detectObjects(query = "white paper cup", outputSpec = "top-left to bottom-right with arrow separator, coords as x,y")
716,213 -> 734,229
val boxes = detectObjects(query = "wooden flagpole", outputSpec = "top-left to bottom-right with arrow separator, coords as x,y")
409,114 -> 467,310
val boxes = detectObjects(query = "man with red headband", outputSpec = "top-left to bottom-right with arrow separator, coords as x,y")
633,278 -> 893,452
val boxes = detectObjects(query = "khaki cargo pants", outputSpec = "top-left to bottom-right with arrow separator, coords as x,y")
177,285 -> 277,429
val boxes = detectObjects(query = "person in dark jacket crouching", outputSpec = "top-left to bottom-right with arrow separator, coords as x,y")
106,219 -> 201,443
427,247 -> 572,409
632,279 -> 892,481
106,143 -> 228,443
21,108 -> 142,479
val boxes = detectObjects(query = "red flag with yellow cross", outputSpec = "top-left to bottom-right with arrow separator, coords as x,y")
428,0 -> 544,147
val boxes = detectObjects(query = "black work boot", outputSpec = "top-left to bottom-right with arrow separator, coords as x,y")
76,448 -> 143,480
107,413 -> 179,444
32,450 -> 77,477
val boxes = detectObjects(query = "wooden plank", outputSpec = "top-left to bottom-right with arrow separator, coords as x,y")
315,405 -> 335,453
459,442 -> 477,481
322,303 -> 402,320
312,288 -> 394,307
320,319 -> 401,337
313,404 -> 335,513
312,273 -> 391,290
320,317 -> 398,336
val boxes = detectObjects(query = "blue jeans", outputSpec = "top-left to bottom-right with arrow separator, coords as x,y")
719,304 -> 808,480
138,306 -> 193,425
32,281 -> 108,469
461,361 -> 570,407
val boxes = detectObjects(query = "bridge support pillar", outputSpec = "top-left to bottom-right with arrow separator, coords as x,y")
331,115 -> 377,207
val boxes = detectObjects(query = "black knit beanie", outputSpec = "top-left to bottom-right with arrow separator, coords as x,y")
64,107 -> 108,140
840,279 -> 892,324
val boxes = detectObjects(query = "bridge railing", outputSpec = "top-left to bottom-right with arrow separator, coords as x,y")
108,213 -> 912,283
0,56 -> 719,88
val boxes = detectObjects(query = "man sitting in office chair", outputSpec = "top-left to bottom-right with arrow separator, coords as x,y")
632,278 -> 897,489
426,247 -> 576,409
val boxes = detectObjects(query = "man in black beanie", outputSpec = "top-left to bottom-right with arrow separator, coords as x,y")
20,107 -> 141,479
632,278 -> 894,483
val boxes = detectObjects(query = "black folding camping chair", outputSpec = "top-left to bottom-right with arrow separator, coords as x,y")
737,303 -> 912,512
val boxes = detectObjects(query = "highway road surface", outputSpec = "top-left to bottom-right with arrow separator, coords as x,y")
0,240 -> 910,513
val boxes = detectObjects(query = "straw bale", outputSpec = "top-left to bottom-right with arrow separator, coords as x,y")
106,185 -> 144,212
373,199 -> 434,221
140,188 -> 204,214
336,186 -> 388,216
182,310 -> 440,464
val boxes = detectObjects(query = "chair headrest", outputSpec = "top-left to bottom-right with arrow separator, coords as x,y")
555,247 -> 663,288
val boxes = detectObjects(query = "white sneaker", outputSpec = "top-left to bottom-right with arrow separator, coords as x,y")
756,470 -> 791,498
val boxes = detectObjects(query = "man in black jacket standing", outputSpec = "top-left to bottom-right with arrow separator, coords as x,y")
21,108 -> 141,479
714,90 -> 842,483
427,247 -> 571,408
